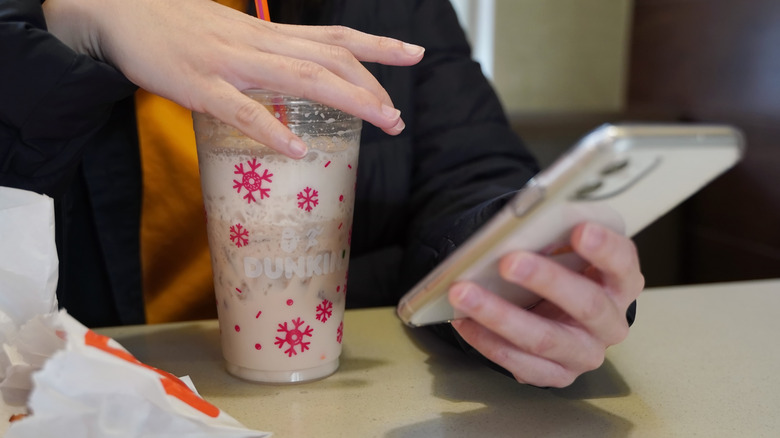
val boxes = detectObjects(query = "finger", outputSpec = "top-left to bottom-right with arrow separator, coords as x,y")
448,282 -> 605,373
237,51 -> 406,136
238,30 -> 397,113
235,20 -> 422,110
497,251 -> 630,346
271,39 -> 395,107
570,222 -> 645,304
265,23 -> 425,66
450,318 -> 584,388
195,81 -> 308,158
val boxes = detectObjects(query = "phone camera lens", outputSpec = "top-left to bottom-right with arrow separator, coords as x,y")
600,159 -> 629,176
574,179 -> 603,199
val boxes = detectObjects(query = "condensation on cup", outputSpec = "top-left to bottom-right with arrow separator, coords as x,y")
192,90 -> 361,383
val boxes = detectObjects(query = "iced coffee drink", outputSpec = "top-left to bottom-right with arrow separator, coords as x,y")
193,91 -> 360,383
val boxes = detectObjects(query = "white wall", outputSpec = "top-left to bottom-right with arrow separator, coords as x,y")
451,0 -> 633,114
449,0 -> 495,79
492,0 -> 633,114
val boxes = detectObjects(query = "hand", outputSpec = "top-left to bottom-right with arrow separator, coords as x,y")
42,0 -> 424,157
447,222 -> 645,388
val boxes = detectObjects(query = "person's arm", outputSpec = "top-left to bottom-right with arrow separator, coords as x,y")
398,0 -> 643,388
40,0 -> 424,158
0,0 -> 137,197
397,0 -> 539,291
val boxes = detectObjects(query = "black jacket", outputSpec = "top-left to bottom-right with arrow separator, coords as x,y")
1,0 -> 143,326
0,0 -> 538,327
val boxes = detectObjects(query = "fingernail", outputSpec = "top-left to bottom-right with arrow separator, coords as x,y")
450,283 -> 478,310
402,43 -> 425,57
389,117 -> 406,134
505,254 -> 535,282
381,103 -> 401,121
582,224 -> 606,252
288,138 -> 308,158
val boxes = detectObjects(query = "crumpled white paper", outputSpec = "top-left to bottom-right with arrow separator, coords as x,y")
0,187 -> 58,335
0,187 -> 270,437
0,186 -> 60,424
4,310 -> 269,437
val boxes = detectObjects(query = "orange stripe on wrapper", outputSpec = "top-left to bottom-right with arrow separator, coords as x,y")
84,330 -> 220,418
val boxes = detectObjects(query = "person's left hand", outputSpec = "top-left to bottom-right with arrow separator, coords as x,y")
42,0 -> 424,158
447,222 -> 644,388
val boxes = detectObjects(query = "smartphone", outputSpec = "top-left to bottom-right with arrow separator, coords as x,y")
397,123 -> 745,327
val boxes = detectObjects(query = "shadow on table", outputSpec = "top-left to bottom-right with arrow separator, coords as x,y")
106,322 -> 388,397
386,326 -> 634,438
103,322 -> 233,393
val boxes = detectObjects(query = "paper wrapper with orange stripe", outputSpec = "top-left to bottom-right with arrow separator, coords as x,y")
0,187 -> 270,437
3,311 -> 270,437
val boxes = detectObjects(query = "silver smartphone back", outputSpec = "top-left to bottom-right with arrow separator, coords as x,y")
397,123 -> 744,327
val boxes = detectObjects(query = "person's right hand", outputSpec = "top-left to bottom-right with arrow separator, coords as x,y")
42,0 -> 424,158
448,222 -> 644,388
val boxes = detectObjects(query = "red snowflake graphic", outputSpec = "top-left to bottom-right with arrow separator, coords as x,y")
233,158 -> 273,203
315,299 -> 333,322
337,321 -> 344,344
229,223 -> 249,247
274,317 -> 313,357
297,187 -> 319,212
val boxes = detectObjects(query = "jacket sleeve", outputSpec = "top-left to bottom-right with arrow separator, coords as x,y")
0,0 -> 137,197
397,0 -> 540,291
399,0 -> 637,380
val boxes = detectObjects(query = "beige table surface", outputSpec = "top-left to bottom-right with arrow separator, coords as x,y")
99,279 -> 780,437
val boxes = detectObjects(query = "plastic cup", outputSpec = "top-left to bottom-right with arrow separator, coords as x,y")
192,90 -> 360,383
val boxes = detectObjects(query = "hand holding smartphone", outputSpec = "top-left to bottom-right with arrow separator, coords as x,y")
397,123 -> 744,327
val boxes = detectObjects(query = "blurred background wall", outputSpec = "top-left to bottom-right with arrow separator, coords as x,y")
451,0 -> 780,287
493,0 -> 632,114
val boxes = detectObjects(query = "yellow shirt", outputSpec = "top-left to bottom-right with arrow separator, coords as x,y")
138,0 -> 248,323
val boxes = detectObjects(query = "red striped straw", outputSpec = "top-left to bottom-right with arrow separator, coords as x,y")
254,0 -> 289,126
